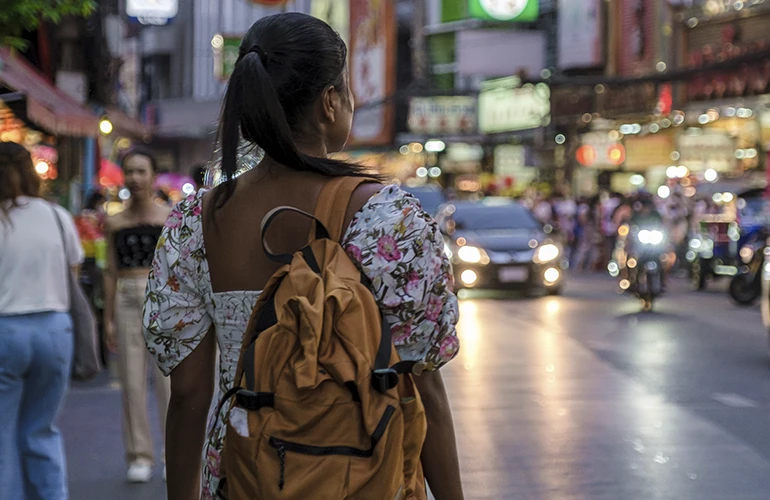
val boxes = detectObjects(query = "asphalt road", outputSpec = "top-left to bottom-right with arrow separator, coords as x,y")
61,274 -> 770,499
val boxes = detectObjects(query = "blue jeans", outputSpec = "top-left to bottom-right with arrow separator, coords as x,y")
0,312 -> 73,500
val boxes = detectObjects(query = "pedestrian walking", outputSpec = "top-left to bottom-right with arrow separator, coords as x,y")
0,142 -> 84,499
143,13 -> 464,500
103,147 -> 171,483
574,196 -> 601,272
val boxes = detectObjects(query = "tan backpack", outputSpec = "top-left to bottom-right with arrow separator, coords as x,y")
216,178 -> 428,499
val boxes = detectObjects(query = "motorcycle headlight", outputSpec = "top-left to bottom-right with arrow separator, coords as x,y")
740,245 -> 754,264
535,244 -> 560,263
638,230 -> 664,245
458,246 -> 486,264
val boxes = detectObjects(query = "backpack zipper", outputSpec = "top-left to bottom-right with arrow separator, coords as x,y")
267,437 -> 373,491
266,406 -> 395,490
275,441 -> 286,490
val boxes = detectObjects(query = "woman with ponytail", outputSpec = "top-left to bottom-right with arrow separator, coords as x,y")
143,13 -> 464,499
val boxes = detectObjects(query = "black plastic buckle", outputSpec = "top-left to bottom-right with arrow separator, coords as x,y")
236,390 -> 275,411
372,368 -> 399,393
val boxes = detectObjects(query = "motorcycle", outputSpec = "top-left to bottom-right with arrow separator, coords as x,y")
688,187 -> 770,291
729,230 -> 768,306
610,224 -> 667,312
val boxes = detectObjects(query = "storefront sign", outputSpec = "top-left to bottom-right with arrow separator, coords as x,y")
468,0 -> 539,22
624,133 -> 675,169
441,142 -> 484,174
557,0 -> 603,69
348,0 -> 396,146
478,80 -> 550,134
126,0 -> 178,25
408,97 -> 476,136
599,83 -> 658,117
551,86 -> 597,121
678,131 -> 736,168
494,144 -> 536,183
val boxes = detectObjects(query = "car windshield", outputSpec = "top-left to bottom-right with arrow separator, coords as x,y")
452,204 -> 541,231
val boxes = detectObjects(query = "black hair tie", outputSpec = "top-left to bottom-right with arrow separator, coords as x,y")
248,45 -> 268,65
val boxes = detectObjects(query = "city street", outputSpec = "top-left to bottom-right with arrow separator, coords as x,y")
62,274 -> 770,500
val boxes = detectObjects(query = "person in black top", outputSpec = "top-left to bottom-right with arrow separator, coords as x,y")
103,147 -> 171,483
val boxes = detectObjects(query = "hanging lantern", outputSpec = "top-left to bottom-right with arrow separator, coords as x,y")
607,144 -> 626,166
576,145 -> 597,166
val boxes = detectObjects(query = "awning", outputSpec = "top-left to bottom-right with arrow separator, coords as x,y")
105,106 -> 153,140
0,48 -> 98,137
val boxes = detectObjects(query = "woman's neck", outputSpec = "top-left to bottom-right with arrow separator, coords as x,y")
127,194 -> 154,214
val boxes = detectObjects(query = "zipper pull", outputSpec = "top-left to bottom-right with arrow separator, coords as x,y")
276,443 -> 286,490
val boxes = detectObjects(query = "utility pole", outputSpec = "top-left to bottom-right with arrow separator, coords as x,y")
55,15 -> 87,209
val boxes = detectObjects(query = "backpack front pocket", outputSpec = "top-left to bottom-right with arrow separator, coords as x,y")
260,437 -> 350,498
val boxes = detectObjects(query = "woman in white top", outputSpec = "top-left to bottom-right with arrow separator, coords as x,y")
0,142 -> 84,500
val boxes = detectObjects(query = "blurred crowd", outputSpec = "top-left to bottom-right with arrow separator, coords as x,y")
522,189 -> 697,273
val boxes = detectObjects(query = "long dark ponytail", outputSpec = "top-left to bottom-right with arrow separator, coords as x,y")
215,12 -> 373,210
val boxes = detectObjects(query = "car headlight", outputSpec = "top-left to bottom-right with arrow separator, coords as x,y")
638,229 -> 664,245
740,245 -> 755,264
535,244 -> 560,263
458,246 -> 485,264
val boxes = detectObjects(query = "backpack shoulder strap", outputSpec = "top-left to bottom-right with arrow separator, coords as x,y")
314,176 -> 377,242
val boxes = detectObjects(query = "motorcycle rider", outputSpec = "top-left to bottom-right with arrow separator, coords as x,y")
628,195 -> 669,290
629,195 -> 664,228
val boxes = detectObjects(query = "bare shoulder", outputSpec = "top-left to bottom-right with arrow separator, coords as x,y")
343,181 -> 384,230
348,181 -> 384,214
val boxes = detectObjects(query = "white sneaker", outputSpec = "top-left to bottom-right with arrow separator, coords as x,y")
127,463 -> 152,483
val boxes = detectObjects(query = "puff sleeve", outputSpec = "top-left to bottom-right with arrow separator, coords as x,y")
143,193 -> 212,376
342,185 -> 460,371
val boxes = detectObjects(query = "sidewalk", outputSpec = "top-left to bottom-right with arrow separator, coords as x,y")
62,372 -> 166,500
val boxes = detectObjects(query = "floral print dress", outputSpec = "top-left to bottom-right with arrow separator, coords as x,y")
143,184 -> 460,499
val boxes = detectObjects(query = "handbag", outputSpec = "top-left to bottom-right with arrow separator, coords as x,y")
51,206 -> 102,381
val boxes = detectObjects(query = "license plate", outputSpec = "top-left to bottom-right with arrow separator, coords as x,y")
499,267 -> 528,283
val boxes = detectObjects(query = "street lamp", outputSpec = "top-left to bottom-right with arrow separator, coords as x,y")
99,117 -> 114,135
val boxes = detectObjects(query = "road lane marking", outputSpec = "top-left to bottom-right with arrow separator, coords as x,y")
711,393 -> 758,408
